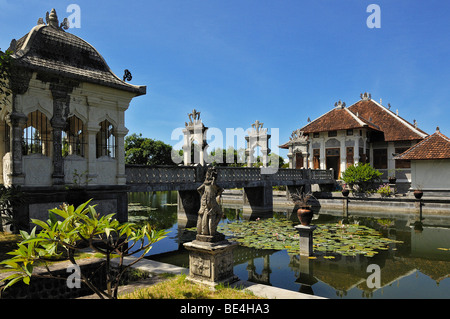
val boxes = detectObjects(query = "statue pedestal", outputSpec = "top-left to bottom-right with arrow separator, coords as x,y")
294,225 -> 317,256
183,237 -> 238,287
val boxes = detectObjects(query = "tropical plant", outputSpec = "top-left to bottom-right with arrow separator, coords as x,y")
376,183 -> 391,197
290,187 -> 315,208
0,185 -> 26,232
341,163 -> 382,192
0,200 -> 168,299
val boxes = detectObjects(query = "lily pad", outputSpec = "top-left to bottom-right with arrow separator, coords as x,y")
216,217 -> 402,258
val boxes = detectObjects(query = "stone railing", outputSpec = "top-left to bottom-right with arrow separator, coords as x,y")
125,165 -> 334,190
216,167 -> 262,183
125,165 -> 196,185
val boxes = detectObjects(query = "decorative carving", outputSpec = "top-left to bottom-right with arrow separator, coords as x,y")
250,120 -> 267,134
60,18 -> 70,30
123,69 -> 132,82
334,100 -> 346,108
246,120 -> 270,167
191,254 -> 211,278
187,109 -> 201,126
9,67 -> 33,96
360,92 -> 371,101
251,120 -> 264,133
289,129 -> 307,142
38,9 -> 69,31
196,167 -> 224,239
9,39 -> 17,52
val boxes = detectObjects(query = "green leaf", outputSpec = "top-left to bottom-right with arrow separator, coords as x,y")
31,218 -> 50,230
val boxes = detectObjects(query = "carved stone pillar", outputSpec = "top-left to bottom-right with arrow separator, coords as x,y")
50,85 -> 71,185
115,126 -> 128,185
8,111 -> 27,185
7,67 -> 33,186
85,123 -> 99,185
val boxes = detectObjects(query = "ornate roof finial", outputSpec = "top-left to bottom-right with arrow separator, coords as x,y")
334,100 -> 346,109
123,69 -> 132,82
251,120 -> 264,133
360,92 -> 371,101
38,9 -> 69,31
436,126 -> 440,133
46,8 -> 59,28
187,109 -> 201,126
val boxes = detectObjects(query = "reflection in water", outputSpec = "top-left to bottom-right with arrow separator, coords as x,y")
128,191 -> 450,299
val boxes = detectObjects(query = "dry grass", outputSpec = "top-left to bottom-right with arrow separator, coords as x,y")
119,274 -> 265,299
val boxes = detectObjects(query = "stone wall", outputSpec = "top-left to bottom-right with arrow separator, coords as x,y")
0,259 -> 107,299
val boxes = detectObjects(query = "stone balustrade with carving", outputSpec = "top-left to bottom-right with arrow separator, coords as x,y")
125,165 -> 334,191
125,165 -> 196,185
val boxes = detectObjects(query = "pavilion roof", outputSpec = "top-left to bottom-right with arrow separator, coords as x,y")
8,9 -> 146,96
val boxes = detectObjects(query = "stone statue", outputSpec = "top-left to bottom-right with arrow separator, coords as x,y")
196,167 -> 224,240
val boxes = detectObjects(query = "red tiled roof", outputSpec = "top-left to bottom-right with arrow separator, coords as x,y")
298,98 -> 428,142
395,128 -> 450,160
300,105 -> 380,134
348,100 -> 428,142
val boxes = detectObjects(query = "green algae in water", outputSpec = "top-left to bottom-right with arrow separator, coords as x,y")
216,218 -> 403,257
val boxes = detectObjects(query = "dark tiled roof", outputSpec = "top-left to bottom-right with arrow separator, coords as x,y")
10,23 -> 145,95
395,128 -> 450,160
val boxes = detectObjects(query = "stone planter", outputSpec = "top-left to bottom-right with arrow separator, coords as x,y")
388,177 -> 397,184
297,208 -> 313,226
341,189 -> 350,197
414,190 -> 423,199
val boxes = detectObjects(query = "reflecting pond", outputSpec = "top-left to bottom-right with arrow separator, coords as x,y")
128,191 -> 450,299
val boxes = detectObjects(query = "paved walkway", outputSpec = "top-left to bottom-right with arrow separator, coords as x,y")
113,256 -> 325,299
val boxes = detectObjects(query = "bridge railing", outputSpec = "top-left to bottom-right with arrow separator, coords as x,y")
215,167 -> 262,183
126,165 -> 334,188
125,165 -> 196,185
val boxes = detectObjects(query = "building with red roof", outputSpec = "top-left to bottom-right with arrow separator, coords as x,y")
395,127 -> 450,195
281,92 -> 428,189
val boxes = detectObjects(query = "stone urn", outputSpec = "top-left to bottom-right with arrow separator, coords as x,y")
297,207 -> 313,226
414,190 -> 423,199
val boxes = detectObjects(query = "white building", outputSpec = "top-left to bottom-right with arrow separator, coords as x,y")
1,9 -> 145,230
281,93 -> 428,190
395,127 -> 450,196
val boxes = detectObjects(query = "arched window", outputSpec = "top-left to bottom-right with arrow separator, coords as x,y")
22,110 -> 52,156
96,120 -> 116,158
63,115 -> 85,157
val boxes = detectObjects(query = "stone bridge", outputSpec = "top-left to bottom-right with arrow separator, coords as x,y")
125,165 -> 335,222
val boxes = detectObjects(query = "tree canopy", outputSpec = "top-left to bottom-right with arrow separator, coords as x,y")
125,133 -> 174,166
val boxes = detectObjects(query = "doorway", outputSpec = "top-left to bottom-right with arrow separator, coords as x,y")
295,153 -> 303,169
326,148 -> 340,179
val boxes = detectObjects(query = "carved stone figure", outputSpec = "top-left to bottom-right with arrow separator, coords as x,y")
196,167 -> 224,240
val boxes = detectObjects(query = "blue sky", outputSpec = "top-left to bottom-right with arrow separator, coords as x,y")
1,0 -> 449,158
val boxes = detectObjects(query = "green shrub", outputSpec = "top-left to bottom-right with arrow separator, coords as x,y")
0,200 -> 168,299
341,163 -> 382,192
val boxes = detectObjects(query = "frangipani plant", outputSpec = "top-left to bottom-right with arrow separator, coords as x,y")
0,200 -> 167,299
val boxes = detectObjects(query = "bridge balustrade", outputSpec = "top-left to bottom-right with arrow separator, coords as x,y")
125,165 -> 334,191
